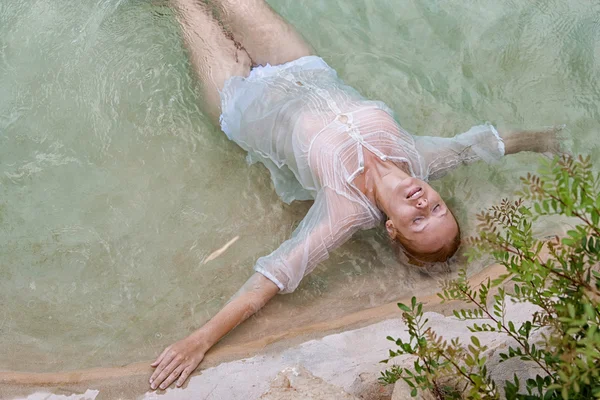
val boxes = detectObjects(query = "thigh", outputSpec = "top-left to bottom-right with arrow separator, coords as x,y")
211,0 -> 314,66
173,0 -> 252,125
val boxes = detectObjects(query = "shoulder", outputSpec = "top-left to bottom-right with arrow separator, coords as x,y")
319,186 -> 382,229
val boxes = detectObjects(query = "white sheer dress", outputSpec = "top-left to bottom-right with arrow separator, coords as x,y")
219,56 -> 505,294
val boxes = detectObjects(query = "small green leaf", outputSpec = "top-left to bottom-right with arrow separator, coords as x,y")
398,303 -> 411,312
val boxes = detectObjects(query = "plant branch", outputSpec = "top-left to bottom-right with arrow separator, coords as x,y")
485,235 -> 594,292
458,286 -> 553,377
437,350 -> 488,394
542,190 -> 600,238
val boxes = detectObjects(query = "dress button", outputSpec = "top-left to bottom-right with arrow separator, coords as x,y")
337,114 -> 349,124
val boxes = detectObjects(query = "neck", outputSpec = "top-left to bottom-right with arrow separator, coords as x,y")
362,152 -> 410,215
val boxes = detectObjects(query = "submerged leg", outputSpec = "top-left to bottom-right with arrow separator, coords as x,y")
210,0 -> 314,66
172,0 -> 252,125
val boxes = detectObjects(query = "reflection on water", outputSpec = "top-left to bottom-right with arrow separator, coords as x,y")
0,0 -> 599,372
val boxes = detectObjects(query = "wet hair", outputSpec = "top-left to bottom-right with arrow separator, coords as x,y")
390,209 -> 461,266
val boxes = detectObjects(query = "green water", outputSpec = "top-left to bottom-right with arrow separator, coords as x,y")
1,0 -> 599,372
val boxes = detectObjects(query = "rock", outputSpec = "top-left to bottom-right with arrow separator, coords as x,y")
270,373 -> 292,389
484,329 -> 548,398
390,329 -> 548,400
391,379 -> 418,400
349,372 -> 393,400
259,365 -> 360,400
391,380 -> 439,400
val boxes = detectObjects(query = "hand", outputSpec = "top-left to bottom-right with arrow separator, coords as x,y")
149,333 -> 209,390
534,125 -> 569,157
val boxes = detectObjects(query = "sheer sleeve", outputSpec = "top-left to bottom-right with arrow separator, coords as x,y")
414,123 -> 506,181
254,188 -> 376,294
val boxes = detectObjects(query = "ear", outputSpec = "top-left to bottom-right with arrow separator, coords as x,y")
385,219 -> 396,239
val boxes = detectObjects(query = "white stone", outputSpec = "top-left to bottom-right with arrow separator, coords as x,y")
10,298 -> 544,400
349,371 -> 394,400
258,365 -> 359,400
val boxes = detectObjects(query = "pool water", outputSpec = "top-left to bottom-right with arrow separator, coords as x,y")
1,0 -> 599,372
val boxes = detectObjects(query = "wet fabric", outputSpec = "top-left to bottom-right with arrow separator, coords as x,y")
220,56 -> 504,293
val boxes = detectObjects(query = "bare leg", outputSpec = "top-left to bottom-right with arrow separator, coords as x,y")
173,0 -> 252,125
210,0 -> 314,66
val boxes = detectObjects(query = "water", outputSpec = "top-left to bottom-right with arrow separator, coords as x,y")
1,0 -> 599,372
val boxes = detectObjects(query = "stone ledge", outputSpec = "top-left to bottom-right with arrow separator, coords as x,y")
259,365 -> 359,400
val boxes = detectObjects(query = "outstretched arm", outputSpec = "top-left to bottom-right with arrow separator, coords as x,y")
150,272 -> 279,390
149,189 -> 367,389
415,124 -> 566,181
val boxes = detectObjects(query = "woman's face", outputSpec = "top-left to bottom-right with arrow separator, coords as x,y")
384,177 -> 459,255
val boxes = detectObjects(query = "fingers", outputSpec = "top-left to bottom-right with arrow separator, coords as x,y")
151,357 -> 181,390
151,347 -> 170,367
177,364 -> 198,387
149,337 -> 206,390
150,350 -> 177,386
149,356 -> 202,390
158,364 -> 186,390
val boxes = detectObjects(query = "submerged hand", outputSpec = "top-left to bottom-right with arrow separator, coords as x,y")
150,333 -> 208,389
148,274 -> 278,390
535,125 -> 569,156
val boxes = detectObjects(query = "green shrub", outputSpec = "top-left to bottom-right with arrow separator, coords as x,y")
380,155 -> 600,400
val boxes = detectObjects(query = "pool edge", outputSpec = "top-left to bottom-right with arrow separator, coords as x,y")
0,263 -> 506,387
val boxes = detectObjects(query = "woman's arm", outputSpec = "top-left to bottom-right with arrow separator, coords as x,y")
499,126 -> 566,155
149,190 -> 368,389
149,272 -> 279,390
251,188 -> 369,294
415,124 -> 566,181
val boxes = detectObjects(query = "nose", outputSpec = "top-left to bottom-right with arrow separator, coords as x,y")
416,198 -> 428,209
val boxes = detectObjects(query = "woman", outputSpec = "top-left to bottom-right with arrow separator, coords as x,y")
149,0 -> 563,390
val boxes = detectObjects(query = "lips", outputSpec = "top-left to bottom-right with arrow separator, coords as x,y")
406,187 -> 422,199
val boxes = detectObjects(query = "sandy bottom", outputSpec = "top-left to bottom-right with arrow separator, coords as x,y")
1,263 -> 507,400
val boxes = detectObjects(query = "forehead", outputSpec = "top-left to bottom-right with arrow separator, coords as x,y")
407,212 -> 458,251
